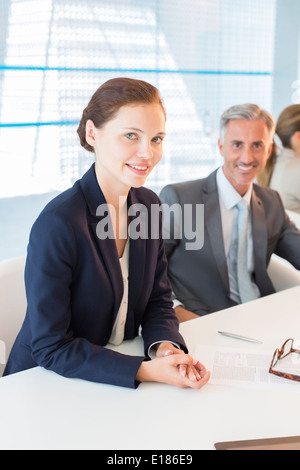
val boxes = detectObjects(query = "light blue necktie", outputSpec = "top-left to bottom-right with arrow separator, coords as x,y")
236,200 -> 258,303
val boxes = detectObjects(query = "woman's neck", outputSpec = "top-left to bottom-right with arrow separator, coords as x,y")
95,163 -> 130,206
95,163 -> 129,256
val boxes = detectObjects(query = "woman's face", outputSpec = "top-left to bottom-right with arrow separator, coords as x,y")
86,103 -> 166,193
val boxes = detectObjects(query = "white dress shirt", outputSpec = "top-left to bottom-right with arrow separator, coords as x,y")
216,166 -> 260,303
108,239 -> 130,346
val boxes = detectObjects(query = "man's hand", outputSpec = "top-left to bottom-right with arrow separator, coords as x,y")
175,306 -> 199,323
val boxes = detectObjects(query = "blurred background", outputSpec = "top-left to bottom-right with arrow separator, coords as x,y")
0,0 -> 299,260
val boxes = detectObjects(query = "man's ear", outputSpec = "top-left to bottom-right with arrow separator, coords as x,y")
85,119 -> 96,148
218,138 -> 224,156
267,140 -> 273,159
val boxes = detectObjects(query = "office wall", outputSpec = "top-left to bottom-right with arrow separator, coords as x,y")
272,0 -> 300,119
0,0 -> 276,199
0,0 -> 299,261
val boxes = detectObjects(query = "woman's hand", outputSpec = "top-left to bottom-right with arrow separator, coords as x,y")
156,342 -> 208,384
136,343 -> 210,389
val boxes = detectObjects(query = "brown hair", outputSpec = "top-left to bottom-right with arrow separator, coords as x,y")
257,104 -> 300,187
77,77 -> 166,153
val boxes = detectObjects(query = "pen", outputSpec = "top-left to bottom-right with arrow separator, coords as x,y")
218,331 -> 263,344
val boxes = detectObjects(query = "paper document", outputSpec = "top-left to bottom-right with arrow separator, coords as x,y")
194,345 -> 300,390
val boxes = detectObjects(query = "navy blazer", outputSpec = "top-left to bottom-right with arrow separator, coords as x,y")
4,165 -> 186,388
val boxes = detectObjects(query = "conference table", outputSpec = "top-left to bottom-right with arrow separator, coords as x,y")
1,286 -> 300,450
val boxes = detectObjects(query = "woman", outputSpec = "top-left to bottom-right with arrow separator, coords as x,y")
257,104 -> 300,213
4,77 -> 209,389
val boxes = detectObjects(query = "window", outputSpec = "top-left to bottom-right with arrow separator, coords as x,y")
0,0 -> 276,200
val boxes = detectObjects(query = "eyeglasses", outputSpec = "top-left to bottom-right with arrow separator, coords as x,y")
269,338 -> 300,382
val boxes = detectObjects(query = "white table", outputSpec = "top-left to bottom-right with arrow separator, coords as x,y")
1,286 -> 300,450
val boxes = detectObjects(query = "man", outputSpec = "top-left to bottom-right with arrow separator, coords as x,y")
159,104 -> 300,322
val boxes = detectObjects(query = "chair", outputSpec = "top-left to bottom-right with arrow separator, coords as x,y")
0,255 -> 27,377
286,209 -> 300,229
268,211 -> 300,290
268,254 -> 300,293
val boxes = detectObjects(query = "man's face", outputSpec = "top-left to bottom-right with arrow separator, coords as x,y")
218,119 -> 273,195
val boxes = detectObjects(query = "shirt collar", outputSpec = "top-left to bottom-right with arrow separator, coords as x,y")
216,166 -> 252,210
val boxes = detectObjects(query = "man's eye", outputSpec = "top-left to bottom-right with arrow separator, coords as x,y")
253,143 -> 263,149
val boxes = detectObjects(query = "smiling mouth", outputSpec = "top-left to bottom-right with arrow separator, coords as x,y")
126,163 -> 150,174
237,164 -> 257,172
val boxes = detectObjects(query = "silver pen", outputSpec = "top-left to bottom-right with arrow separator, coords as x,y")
218,331 -> 263,344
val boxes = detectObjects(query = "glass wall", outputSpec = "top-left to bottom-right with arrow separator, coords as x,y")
0,0 -> 276,197
0,0 -> 277,259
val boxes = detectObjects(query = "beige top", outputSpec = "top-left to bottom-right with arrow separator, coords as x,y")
270,148 -> 300,214
108,240 -> 130,346
108,240 -> 180,353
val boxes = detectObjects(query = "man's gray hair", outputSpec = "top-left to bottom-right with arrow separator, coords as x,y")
219,103 -> 275,143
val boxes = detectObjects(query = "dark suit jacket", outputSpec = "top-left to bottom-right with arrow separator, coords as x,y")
159,169 -> 300,316
4,164 -> 186,388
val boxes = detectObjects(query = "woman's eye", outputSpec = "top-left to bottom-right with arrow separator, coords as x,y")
126,133 -> 136,140
152,136 -> 163,143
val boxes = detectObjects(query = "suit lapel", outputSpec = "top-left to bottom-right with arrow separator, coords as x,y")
251,188 -> 267,258
80,165 -> 123,318
201,175 -> 273,297
91,221 -> 123,316
127,189 -> 146,313
80,166 -> 146,321
202,172 -> 230,291
251,186 -> 273,294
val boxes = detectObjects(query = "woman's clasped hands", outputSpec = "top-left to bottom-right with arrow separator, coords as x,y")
136,342 -> 210,389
